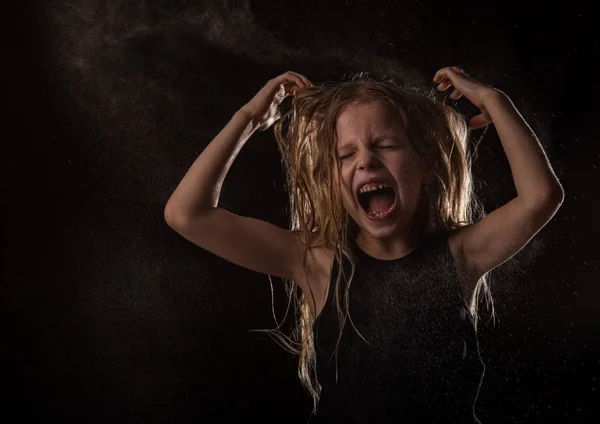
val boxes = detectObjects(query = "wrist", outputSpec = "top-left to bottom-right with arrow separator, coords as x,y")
237,105 -> 254,120
235,107 -> 259,129
481,88 -> 510,108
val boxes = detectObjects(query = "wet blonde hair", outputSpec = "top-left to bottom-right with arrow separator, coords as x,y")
250,72 -> 495,415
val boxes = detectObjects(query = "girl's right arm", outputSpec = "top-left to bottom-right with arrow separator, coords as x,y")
164,72 -> 316,286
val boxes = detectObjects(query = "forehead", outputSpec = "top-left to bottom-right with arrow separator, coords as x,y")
336,102 -> 404,143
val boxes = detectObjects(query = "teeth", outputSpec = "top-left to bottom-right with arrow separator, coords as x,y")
358,183 -> 390,194
367,209 -> 390,218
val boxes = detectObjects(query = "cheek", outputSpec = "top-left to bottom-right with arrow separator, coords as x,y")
396,158 -> 423,186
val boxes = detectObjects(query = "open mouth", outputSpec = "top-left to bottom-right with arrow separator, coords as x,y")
357,186 -> 397,219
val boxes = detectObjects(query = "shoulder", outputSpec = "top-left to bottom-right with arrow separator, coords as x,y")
447,228 -> 480,305
294,231 -> 338,318
446,228 -> 463,262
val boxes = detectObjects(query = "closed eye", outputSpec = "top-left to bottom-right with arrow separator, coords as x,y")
338,145 -> 395,160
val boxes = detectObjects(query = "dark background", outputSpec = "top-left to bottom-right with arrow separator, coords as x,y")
4,0 -> 598,422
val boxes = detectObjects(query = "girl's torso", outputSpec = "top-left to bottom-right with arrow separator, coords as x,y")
307,231 -> 485,423
305,230 -> 474,320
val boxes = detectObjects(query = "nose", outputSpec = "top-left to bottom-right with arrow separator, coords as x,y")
357,150 -> 381,170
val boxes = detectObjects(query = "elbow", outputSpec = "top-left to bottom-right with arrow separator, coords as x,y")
164,207 -> 175,226
542,183 -> 565,208
164,204 -> 183,227
522,181 -> 565,212
165,203 -> 213,228
526,183 -> 565,213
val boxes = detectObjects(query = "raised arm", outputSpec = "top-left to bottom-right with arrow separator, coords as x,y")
164,108 -> 257,220
433,66 -> 564,298
163,72 -> 323,313
165,71 -> 313,219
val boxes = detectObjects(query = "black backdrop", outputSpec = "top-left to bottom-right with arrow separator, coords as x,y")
5,0 -> 598,422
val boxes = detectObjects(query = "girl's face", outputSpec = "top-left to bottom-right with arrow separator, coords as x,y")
334,101 -> 432,242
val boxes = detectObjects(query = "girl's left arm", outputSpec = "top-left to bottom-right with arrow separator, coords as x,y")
484,91 -> 564,204
433,66 -> 564,297
453,89 -> 565,284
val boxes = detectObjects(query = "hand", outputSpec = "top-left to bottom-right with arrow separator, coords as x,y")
241,71 -> 314,131
433,66 -> 500,129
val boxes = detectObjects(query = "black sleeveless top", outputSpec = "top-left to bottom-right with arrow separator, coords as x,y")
310,233 -> 485,423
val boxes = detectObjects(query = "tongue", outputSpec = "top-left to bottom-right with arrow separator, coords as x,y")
368,192 -> 395,215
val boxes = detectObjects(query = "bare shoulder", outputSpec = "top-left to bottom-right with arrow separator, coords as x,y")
293,231 -> 337,319
447,228 -> 479,305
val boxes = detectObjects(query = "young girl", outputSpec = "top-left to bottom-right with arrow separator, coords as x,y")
164,68 -> 564,423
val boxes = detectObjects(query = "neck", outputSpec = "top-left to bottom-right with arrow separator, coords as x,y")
355,216 -> 425,261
